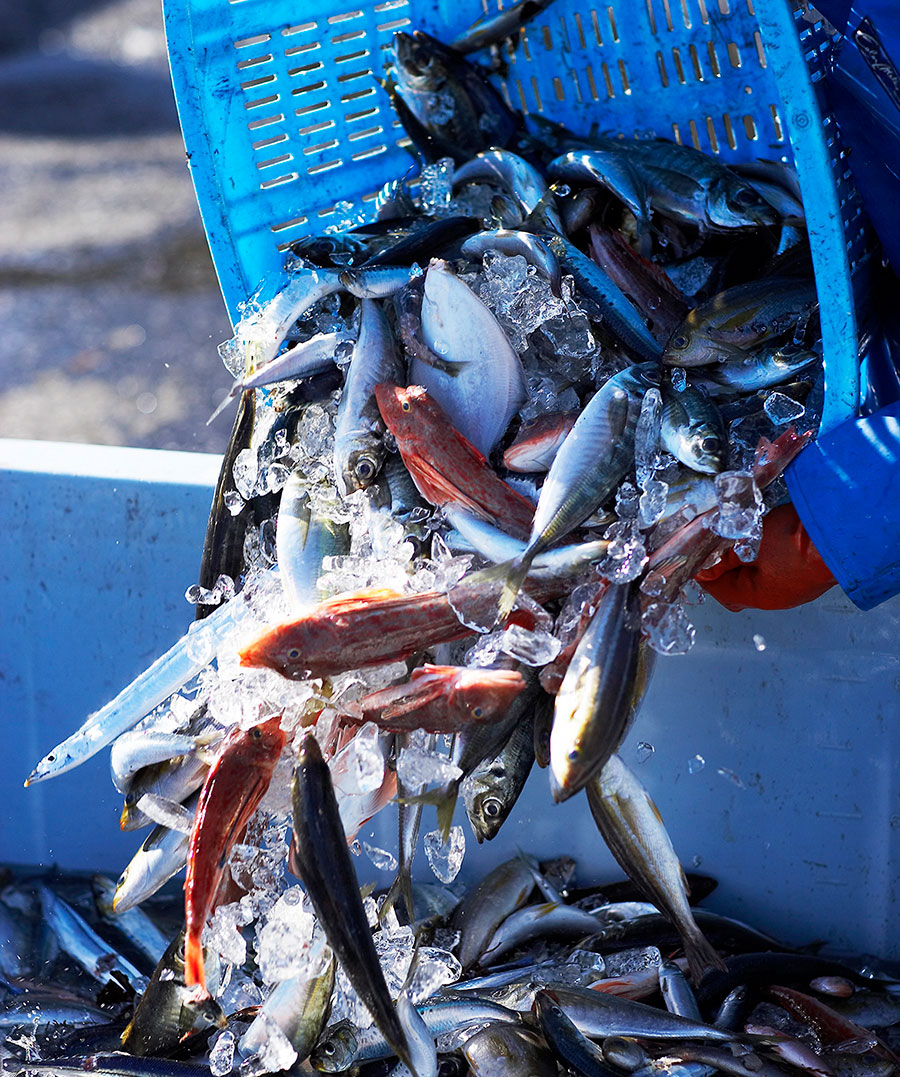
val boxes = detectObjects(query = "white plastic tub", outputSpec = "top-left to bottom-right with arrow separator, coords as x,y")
2,438 -> 899,957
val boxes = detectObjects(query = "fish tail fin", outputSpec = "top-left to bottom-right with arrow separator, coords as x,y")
380,863 -> 415,927
683,921 -> 727,985
183,932 -> 208,993
435,786 -> 458,842
495,553 -> 532,628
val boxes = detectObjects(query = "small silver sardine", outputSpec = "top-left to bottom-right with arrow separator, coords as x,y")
659,381 -> 726,474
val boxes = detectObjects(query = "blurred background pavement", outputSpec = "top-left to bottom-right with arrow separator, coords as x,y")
0,0 -> 235,454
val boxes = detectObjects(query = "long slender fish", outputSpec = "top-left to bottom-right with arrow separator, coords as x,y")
25,581 -> 263,785
183,716 -> 286,993
450,856 -> 535,969
291,731 -> 413,1072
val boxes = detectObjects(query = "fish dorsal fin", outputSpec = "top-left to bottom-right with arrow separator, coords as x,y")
321,587 -> 406,612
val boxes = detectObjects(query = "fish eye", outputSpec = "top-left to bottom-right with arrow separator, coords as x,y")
355,458 -> 376,480
288,648 -> 300,660
670,334 -> 688,350
251,727 -> 262,739
483,797 -> 502,819
700,436 -> 720,453
472,706 -> 484,718
401,400 -> 411,412
322,1042 -> 336,1057
733,187 -> 760,207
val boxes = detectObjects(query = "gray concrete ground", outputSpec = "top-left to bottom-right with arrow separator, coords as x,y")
0,0 -> 235,454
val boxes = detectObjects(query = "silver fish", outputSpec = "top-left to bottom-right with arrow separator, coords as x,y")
463,1023 -> 557,1077
239,954 -> 335,1063
461,229 -> 562,296
586,755 -> 724,984
91,875 -> 170,968
463,710 -> 536,842
113,791 -> 198,913
453,149 -> 562,233
276,473 -> 351,615
334,298 -> 404,494
659,381 -> 726,474
498,363 -> 658,622
450,856 -> 535,969
413,258 -> 527,457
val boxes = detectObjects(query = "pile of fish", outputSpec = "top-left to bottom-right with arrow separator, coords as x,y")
4,857 -> 900,1077
12,10 -> 869,1077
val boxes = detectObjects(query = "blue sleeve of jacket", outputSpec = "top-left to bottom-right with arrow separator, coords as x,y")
785,402 -> 900,611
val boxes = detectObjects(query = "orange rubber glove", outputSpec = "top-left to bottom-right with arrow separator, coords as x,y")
694,503 -> 836,611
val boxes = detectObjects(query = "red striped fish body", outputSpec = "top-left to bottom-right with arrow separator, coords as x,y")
374,382 -> 535,540
503,411 -> 577,473
341,664 -> 527,733
183,716 -> 285,993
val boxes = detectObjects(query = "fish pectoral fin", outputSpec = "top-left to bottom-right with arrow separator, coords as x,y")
607,388 -> 631,441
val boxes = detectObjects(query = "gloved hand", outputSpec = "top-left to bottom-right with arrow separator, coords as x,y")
695,503 -> 836,611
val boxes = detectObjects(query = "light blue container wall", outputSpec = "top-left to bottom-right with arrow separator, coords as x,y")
162,0 -> 861,431
0,441 -> 220,874
2,442 -> 899,954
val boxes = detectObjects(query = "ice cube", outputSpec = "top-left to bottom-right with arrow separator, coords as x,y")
224,489 -> 245,516
255,887 -> 319,984
604,946 -> 661,976
238,1014 -> 298,1077
209,1030 -> 236,1076
408,947 -> 463,1003
346,723 -> 386,795
205,900 -> 252,969
615,482 -> 640,521
598,521 -> 647,584
500,623 -> 562,665
642,601 -> 696,656
363,842 -> 398,872
671,367 -> 687,392
687,754 -> 705,775
634,388 -> 662,484
418,157 -> 454,214
638,478 -> 669,529
396,743 -> 463,789
540,312 -> 596,359
233,448 -> 259,500
134,794 -> 194,834
752,633 -> 766,652
713,471 -> 763,541
424,827 -> 466,884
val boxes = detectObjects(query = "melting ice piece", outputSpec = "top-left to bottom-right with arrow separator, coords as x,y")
209,1030 -> 236,1077
616,482 -> 640,521
712,471 -> 763,540
763,392 -> 806,426
687,754 -> 705,775
638,478 -> 668,529
501,623 -> 562,665
642,601 -> 696,656
753,633 -> 766,652
238,1015 -> 298,1076
346,723 -> 386,796
634,387 -> 662,485
424,826 -> 466,884
408,947 -> 463,1003
599,521 -> 647,584
419,157 -> 454,214
604,946 -> 661,976
255,887 -> 318,984
363,842 -> 398,872
396,743 -> 463,788
134,794 -> 194,835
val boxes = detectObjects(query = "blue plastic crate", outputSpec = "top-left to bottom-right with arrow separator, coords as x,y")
163,0 -> 867,434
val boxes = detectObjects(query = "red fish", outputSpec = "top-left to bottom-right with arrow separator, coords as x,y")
240,572 -> 566,682
645,427 -> 812,603
183,716 -> 286,993
339,664 -> 527,733
502,411 -> 578,473
374,382 -> 535,540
